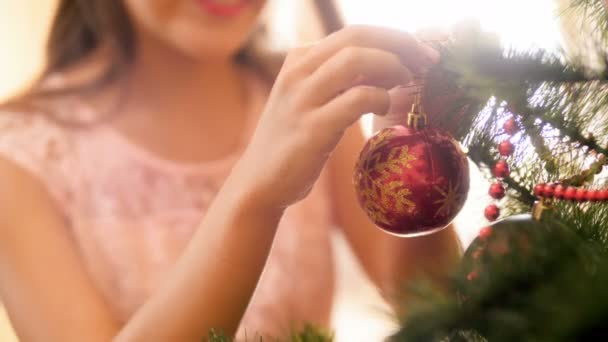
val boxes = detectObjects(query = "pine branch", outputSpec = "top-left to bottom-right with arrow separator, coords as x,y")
520,115 -> 559,174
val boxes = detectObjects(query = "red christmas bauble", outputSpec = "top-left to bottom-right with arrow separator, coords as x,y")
489,183 -> 506,199
354,125 -> 470,237
498,140 -> 514,157
462,214 -> 572,288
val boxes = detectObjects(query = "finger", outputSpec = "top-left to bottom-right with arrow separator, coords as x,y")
371,86 -> 416,132
388,85 -> 416,114
293,25 -> 439,76
274,44 -> 317,89
283,44 -> 316,67
301,47 -> 412,106
415,28 -> 450,44
314,86 -> 390,134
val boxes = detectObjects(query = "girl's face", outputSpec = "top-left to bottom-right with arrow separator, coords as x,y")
123,0 -> 267,60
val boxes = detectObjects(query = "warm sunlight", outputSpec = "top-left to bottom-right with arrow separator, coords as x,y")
0,1 -> 568,342
339,0 -> 562,51
331,1 -> 563,341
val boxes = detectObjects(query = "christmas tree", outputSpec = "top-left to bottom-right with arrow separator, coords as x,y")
392,0 -> 608,341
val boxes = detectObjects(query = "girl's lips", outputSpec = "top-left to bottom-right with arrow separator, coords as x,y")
197,0 -> 250,18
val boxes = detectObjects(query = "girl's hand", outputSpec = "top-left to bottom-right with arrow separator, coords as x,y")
371,30 -> 446,134
235,25 -> 439,208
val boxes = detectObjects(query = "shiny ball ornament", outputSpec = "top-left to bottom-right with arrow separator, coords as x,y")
461,214 -> 571,288
353,125 -> 470,237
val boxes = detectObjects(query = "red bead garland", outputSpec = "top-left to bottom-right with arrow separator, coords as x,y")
534,183 -> 608,203
484,116 -> 519,223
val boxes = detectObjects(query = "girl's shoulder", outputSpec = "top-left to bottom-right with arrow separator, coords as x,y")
0,104 -> 69,164
0,100 -> 78,206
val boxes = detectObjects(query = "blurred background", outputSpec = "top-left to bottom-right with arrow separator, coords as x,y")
0,0 -> 561,341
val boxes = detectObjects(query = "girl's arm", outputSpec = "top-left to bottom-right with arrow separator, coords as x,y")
0,155 -> 283,342
0,26 -> 438,340
328,124 -> 462,308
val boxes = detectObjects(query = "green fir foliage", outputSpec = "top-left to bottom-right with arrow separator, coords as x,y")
394,1 -> 608,341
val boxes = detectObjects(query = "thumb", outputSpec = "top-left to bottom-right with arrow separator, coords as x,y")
388,85 -> 415,114
371,85 -> 415,133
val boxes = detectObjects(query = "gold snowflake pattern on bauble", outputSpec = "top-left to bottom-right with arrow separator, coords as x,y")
358,144 -> 417,226
433,180 -> 463,218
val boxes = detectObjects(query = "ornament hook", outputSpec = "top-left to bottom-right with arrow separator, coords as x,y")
407,84 -> 428,129
532,197 -> 553,221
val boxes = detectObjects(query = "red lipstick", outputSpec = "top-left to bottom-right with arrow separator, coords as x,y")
197,0 -> 250,18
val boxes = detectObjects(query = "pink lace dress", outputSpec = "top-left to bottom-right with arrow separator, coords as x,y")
0,74 -> 335,338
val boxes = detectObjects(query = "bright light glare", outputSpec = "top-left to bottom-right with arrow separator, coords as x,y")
330,3 -> 563,341
339,0 -> 562,51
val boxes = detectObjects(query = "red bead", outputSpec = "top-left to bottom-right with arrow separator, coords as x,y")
534,184 -> 545,197
467,270 -> 479,281
484,205 -> 500,222
479,226 -> 493,240
575,188 -> 588,202
587,190 -> 600,202
554,184 -> 566,199
503,117 -> 519,135
472,248 -> 484,259
564,186 -> 577,200
543,184 -> 556,198
493,160 -> 510,178
498,140 -> 514,157
600,189 -> 608,201
489,183 -> 506,199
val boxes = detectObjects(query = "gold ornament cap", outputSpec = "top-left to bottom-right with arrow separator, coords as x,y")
407,92 -> 427,129
532,197 -> 553,221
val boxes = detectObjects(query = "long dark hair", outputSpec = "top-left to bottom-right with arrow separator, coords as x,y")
8,0 -> 344,106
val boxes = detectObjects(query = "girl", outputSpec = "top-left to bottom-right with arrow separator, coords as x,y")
0,0 -> 461,340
